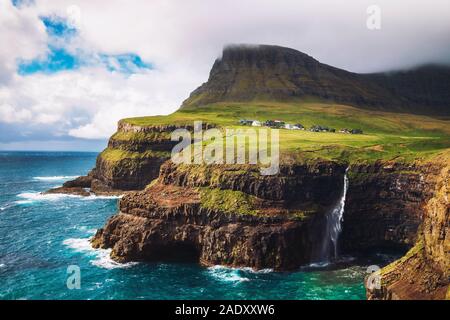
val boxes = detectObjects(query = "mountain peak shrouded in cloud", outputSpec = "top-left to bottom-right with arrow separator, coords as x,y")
183,44 -> 450,116
1,0 -> 450,150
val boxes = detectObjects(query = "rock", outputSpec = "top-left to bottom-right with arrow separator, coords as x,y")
341,161 -> 435,253
45,186 -> 90,197
366,156 -> 449,300
92,183 -> 327,270
62,175 -> 92,188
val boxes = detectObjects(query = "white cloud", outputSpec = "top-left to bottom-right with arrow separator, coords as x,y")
1,66 -> 199,139
0,0 -> 449,142
0,0 -> 47,84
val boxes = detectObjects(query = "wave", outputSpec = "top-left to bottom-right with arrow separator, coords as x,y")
81,195 -> 123,201
301,256 -> 357,270
237,267 -> 274,274
206,265 -> 273,283
15,192 -> 122,204
74,225 -> 97,235
33,176 -> 79,181
63,238 -> 137,270
303,262 -> 331,269
15,192 -> 81,204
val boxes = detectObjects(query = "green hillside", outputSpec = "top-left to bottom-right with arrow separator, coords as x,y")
122,101 -> 450,163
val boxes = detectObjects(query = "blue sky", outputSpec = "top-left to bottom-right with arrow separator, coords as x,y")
18,15 -> 152,76
1,0 -> 449,151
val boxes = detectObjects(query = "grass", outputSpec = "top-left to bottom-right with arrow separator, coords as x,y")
100,148 -> 170,164
111,130 -> 171,142
199,187 -> 259,216
118,101 -> 450,163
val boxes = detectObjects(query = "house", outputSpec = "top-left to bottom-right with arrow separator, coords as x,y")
310,125 -> 327,132
239,119 -> 254,126
264,120 -> 285,128
310,125 -> 335,132
285,123 -> 304,130
264,120 -> 276,127
284,123 -> 294,130
338,128 -> 363,134
293,123 -> 305,130
252,120 -> 262,127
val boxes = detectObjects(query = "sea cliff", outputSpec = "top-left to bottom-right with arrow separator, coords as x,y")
56,44 -> 449,299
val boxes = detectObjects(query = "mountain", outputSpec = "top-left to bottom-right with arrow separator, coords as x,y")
182,44 -> 450,116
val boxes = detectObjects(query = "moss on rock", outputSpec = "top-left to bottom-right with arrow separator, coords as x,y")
199,187 -> 259,216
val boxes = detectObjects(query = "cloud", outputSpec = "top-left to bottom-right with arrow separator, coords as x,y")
0,0 -> 450,146
0,0 -> 47,84
1,66 -> 198,139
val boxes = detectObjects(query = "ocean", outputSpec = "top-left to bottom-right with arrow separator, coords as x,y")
0,151 -> 385,300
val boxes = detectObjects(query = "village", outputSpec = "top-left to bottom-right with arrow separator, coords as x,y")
239,119 -> 363,134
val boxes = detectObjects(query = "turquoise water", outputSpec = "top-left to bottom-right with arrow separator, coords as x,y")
0,151 -> 383,300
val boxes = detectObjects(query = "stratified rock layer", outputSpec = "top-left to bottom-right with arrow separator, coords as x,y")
366,156 -> 449,300
92,161 -> 348,270
342,161 -> 437,253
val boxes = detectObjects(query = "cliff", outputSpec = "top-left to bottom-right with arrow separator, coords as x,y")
54,44 -> 450,299
89,154 -> 449,298
92,161 -> 348,270
366,155 -> 449,300
182,45 -> 450,116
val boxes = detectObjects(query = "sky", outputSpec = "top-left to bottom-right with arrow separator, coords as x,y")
0,0 -> 449,151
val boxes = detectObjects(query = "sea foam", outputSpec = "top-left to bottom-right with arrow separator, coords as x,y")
15,192 -> 122,204
63,238 -> 137,270
33,176 -> 79,181
206,265 -> 273,283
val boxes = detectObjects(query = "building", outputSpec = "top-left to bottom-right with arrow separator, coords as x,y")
239,119 -> 254,126
339,128 -> 363,134
284,123 -> 294,130
285,123 -> 304,130
264,120 -> 285,128
310,125 -> 335,132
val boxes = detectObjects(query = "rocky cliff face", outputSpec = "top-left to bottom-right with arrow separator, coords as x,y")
182,45 -> 450,116
52,121 -> 220,195
342,161 -> 437,253
90,154 -> 449,298
92,161 -> 348,270
366,156 -> 449,300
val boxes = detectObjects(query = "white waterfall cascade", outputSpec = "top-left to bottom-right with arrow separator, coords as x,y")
321,167 -> 349,262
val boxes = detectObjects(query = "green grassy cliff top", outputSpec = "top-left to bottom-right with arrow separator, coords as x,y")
120,102 -> 450,163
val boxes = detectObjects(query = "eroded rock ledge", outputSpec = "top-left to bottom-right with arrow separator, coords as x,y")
92,184 -> 326,270
91,162 -> 347,270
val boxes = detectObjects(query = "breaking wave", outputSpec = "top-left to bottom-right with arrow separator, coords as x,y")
33,176 -> 79,181
15,192 -> 122,204
63,238 -> 137,270
207,265 -> 273,283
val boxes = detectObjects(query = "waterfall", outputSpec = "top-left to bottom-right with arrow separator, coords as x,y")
320,167 -> 349,263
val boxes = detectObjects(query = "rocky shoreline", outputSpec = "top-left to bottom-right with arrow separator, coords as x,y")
51,117 -> 449,300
